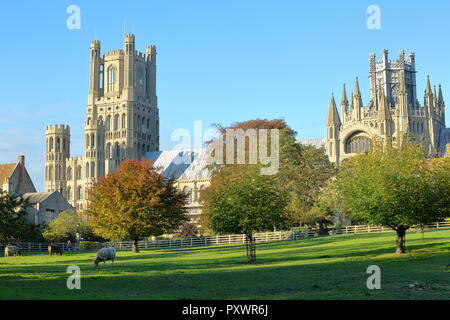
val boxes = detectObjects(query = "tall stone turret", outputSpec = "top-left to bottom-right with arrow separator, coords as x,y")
326,94 -> 341,164
45,124 -> 70,194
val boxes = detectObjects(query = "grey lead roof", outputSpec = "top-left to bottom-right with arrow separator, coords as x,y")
21,192 -> 54,204
143,149 -> 211,180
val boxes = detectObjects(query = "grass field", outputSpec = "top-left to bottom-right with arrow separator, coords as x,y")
1,229 -> 450,300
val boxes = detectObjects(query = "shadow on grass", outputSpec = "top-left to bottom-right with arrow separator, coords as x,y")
1,250 -> 449,300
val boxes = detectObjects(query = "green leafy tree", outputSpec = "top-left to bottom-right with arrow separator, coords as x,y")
0,193 -> 42,242
201,165 -> 289,263
333,139 -> 450,254
208,119 -> 336,229
43,210 -> 100,242
86,160 -> 189,252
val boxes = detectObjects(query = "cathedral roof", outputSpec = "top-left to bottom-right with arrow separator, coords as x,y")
143,149 -> 210,180
298,138 -> 326,149
0,163 -> 17,184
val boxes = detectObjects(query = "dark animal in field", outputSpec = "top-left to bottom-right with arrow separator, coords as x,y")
48,245 -> 63,256
4,245 -> 20,257
94,248 -> 116,267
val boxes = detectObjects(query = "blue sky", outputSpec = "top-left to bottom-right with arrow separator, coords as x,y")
1,0 -> 450,191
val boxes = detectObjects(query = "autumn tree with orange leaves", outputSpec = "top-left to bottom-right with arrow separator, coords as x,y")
86,160 -> 189,252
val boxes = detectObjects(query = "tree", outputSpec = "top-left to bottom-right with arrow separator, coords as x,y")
201,165 -> 289,263
209,119 -> 336,228
289,199 -> 335,235
86,160 -> 189,252
0,193 -> 42,242
333,139 -> 450,254
43,210 -> 100,242
174,222 -> 199,238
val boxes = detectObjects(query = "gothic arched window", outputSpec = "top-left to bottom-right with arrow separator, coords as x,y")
345,131 -> 372,154
114,114 -> 120,131
107,66 -> 117,92
183,186 -> 192,203
49,137 -> 54,152
106,115 -> 112,131
122,114 -> 126,129
77,165 -> 82,180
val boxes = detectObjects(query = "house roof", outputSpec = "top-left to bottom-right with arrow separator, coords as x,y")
21,192 -> 54,204
0,163 -> 17,184
143,149 -> 210,180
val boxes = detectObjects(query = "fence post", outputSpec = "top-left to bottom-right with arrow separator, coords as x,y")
368,225 -> 370,233
28,242 -> 31,253
266,233 -> 269,242
279,232 -> 282,241
437,222 -> 440,229
216,235 -> 219,245
39,243 -> 41,251
205,237 -> 207,246
190,238 -> 193,246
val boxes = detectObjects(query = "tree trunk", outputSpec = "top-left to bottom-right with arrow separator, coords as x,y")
245,234 -> 256,263
132,239 -> 140,253
395,228 -> 407,254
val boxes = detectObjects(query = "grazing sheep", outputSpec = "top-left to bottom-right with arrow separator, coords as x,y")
4,245 -> 20,257
94,248 -> 116,267
48,245 -> 63,256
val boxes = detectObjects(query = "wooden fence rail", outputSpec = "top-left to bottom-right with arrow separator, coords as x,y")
1,221 -> 449,253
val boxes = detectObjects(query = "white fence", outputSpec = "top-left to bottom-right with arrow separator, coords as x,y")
1,221 -> 449,253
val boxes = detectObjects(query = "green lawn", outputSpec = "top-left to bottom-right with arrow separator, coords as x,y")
1,229 -> 450,299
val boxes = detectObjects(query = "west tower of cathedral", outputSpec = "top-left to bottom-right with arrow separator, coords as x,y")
326,50 -> 447,164
44,34 -> 160,210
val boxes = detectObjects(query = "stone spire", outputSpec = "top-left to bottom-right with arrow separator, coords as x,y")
438,84 -> 444,105
353,77 -> 363,120
425,75 -> 432,97
327,94 -> 341,126
341,84 -> 349,118
378,86 -> 391,121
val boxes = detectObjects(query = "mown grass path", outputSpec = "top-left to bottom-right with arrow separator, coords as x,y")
1,229 -> 449,299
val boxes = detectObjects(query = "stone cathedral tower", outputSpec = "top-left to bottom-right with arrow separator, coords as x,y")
326,50 -> 447,164
44,34 -> 160,211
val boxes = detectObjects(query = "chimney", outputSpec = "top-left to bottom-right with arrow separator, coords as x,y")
18,155 -> 25,194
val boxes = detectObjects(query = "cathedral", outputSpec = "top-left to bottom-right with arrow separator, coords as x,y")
44,34 -> 160,211
326,49 -> 448,164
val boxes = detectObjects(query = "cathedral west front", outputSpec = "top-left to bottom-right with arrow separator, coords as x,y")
44,34 -> 160,211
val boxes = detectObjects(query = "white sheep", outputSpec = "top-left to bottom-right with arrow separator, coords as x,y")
93,247 -> 116,267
